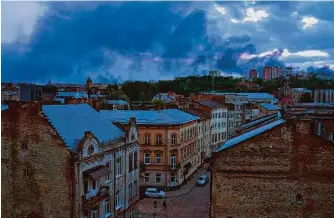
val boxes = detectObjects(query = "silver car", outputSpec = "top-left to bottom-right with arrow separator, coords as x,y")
145,188 -> 166,198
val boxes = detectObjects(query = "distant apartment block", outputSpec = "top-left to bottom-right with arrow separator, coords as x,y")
1,83 -> 20,102
262,66 -> 292,80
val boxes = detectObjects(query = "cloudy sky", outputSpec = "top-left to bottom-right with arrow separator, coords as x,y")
2,1 -> 334,83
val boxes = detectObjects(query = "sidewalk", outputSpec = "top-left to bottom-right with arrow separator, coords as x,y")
166,163 -> 209,198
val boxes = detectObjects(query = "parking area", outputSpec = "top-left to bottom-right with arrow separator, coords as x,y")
137,171 -> 211,218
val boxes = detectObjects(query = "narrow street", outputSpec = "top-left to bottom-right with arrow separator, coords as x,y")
138,168 -> 211,218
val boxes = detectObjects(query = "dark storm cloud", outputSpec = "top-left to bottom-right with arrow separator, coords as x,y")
2,1 -> 334,82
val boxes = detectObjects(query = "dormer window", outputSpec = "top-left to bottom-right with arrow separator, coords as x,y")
88,145 -> 95,155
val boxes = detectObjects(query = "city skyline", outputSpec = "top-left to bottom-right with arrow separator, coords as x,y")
2,1 -> 334,84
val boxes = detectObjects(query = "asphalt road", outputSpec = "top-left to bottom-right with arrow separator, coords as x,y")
138,175 -> 210,218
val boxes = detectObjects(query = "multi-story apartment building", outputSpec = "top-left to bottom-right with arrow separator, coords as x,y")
194,100 -> 227,152
182,107 -> 212,160
263,66 -> 293,80
249,69 -> 258,79
314,89 -> 334,103
100,109 -> 200,190
1,103 -> 140,218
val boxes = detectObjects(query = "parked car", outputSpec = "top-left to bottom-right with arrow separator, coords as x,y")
144,188 -> 166,198
196,174 -> 209,186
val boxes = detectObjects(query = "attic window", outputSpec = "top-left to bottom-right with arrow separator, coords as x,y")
88,145 -> 95,155
296,194 -> 304,204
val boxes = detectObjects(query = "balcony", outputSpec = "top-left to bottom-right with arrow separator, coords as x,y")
167,163 -> 181,171
82,185 -> 110,210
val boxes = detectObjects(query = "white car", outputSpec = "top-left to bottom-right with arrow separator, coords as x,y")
145,188 -> 166,198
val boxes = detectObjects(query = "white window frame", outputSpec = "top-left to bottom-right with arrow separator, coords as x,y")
144,153 -> 151,164
116,158 -> 121,176
144,133 -> 151,144
156,134 -> 162,145
105,161 -> 112,182
171,133 -> 177,145
116,189 -> 122,209
104,198 -> 111,215
170,154 -> 176,168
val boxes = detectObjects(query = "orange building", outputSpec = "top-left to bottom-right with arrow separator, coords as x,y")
100,109 -> 201,191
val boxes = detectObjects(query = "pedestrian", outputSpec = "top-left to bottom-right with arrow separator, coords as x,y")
162,200 -> 167,210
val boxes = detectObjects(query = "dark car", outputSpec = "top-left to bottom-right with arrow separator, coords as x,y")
196,174 -> 209,186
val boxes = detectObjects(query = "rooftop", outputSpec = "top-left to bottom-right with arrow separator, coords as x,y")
106,100 -> 129,105
196,100 -> 225,109
42,104 -> 124,152
181,108 -> 211,120
260,103 -> 281,111
216,118 -> 286,152
100,109 -> 199,125
292,88 -> 312,93
210,92 -> 275,100
1,105 -> 8,111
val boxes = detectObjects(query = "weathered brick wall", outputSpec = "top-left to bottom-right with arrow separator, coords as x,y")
1,104 -> 74,218
211,120 -> 334,218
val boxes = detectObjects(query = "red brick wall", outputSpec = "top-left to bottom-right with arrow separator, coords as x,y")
211,120 -> 334,217
1,103 -> 74,218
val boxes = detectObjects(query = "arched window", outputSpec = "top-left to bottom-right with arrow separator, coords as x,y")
171,133 -> 177,145
87,145 -> 95,155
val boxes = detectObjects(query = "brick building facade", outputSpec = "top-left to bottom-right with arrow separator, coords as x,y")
210,118 -> 334,217
1,103 -> 140,218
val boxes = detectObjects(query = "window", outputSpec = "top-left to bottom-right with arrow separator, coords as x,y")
129,208 -> 135,218
134,152 -> 138,169
156,153 -> 161,164
105,161 -> 111,182
181,131 -> 184,142
156,134 -> 162,145
128,183 -> 133,200
212,135 -> 214,143
171,133 -> 177,145
116,189 -> 121,208
170,154 -> 176,168
84,177 -> 89,193
218,133 -> 221,141
23,169 -> 29,178
171,172 -> 176,183
144,173 -> 150,183
129,153 -> 133,172
104,199 -> 111,215
155,173 -> 161,183
218,123 -> 220,128
21,140 -> 28,150
133,180 -> 137,197
116,157 -> 121,176
92,206 -> 98,218
92,179 -> 98,190
144,133 -> 151,144
144,153 -> 151,164
218,113 -> 221,118
215,134 -> 217,142
296,194 -> 304,204
88,145 -> 95,155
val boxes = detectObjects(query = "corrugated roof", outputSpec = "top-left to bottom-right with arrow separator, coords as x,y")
100,109 -> 199,125
260,103 -> 281,111
210,92 -> 275,99
216,119 -> 286,152
106,100 -> 129,105
240,113 -> 279,129
197,100 -> 225,109
56,91 -> 87,99
1,105 -> 8,111
42,104 -> 124,152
